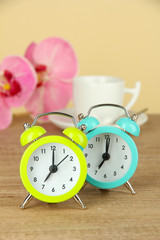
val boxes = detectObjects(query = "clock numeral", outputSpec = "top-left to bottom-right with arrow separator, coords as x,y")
121,165 -> 124,169
30,166 -> 33,171
63,149 -> 65,154
70,156 -> 73,161
105,135 -> 110,139
96,137 -> 100,142
116,138 -> 118,143
124,155 -> 128,160
87,163 -> 91,168
62,184 -> 66,189
113,171 -> 117,176
122,145 -> 125,150
33,156 -> 39,161
73,166 -> 76,171
70,177 -> 73,182
52,187 -> 55,192
42,184 -> 45,189
84,153 -> 88,158
33,177 -> 37,182
51,146 -> 56,151
95,170 -> 98,175
41,149 -> 46,154
88,144 -> 93,149
104,174 -> 107,178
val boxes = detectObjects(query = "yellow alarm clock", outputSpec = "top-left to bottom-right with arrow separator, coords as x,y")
20,112 -> 87,209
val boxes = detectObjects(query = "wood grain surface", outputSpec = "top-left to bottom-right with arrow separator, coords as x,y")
0,114 -> 159,240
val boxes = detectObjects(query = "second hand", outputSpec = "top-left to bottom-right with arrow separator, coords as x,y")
57,155 -> 69,167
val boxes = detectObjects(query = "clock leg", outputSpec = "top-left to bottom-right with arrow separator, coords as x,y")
79,181 -> 88,192
124,181 -> 136,194
74,194 -> 86,209
20,193 -> 33,209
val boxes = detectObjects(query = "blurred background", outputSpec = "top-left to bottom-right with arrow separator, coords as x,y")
0,0 -> 160,114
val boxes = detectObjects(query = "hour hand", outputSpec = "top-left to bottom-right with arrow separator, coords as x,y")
98,154 -> 110,169
98,159 -> 105,169
44,171 -> 52,182
44,164 -> 58,182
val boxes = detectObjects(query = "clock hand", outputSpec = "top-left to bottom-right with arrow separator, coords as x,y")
44,150 -> 57,182
44,171 -> 52,182
98,159 -> 106,169
44,155 -> 69,182
44,164 -> 58,182
98,137 -> 110,169
52,149 -> 55,166
105,137 -> 110,154
57,155 -> 69,167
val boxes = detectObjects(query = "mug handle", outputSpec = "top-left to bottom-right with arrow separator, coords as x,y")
124,81 -> 141,110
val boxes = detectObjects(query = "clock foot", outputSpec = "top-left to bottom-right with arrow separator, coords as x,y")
80,181 -> 88,192
20,193 -> 33,209
74,194 -> 86,209
124,181 -> 136,194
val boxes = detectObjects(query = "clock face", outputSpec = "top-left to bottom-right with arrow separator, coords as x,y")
84,133 -> 132,183
83,126 -> 138,189
20,136 -> 87,203
27,142 -> 80,196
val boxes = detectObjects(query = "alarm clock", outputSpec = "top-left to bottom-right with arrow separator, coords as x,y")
20,112 -> 88,209
78,103 -> 140,194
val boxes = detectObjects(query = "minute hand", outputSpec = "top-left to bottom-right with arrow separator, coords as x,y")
98,137 -> 111,169
52,149 -> 55,166
105,137 -> 110,153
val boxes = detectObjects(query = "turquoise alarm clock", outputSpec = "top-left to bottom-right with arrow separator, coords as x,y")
78,104 -> 140,194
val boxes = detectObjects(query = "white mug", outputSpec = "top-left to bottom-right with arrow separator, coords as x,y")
73,76 -> 141,124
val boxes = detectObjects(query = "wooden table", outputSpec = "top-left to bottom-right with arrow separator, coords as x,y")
0,114 -> 159,240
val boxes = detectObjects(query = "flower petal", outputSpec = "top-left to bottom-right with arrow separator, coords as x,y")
43,80 -> 71,111
25,80 -> 72,122
0,56 -> 37,108
25,86 -> 45,118
33,37 -> 78,81
24,42 -> 37,65
0,97 -> 12,130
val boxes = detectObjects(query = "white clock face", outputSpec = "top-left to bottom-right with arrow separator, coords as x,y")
84,133 -> 132,182
27,142 -> 80,196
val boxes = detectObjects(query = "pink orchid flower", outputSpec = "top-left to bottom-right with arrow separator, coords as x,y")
24,37 -> 78,121
0,56 -> 37,130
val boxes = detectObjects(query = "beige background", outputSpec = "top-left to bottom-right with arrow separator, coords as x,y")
0,0 -> 160,114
